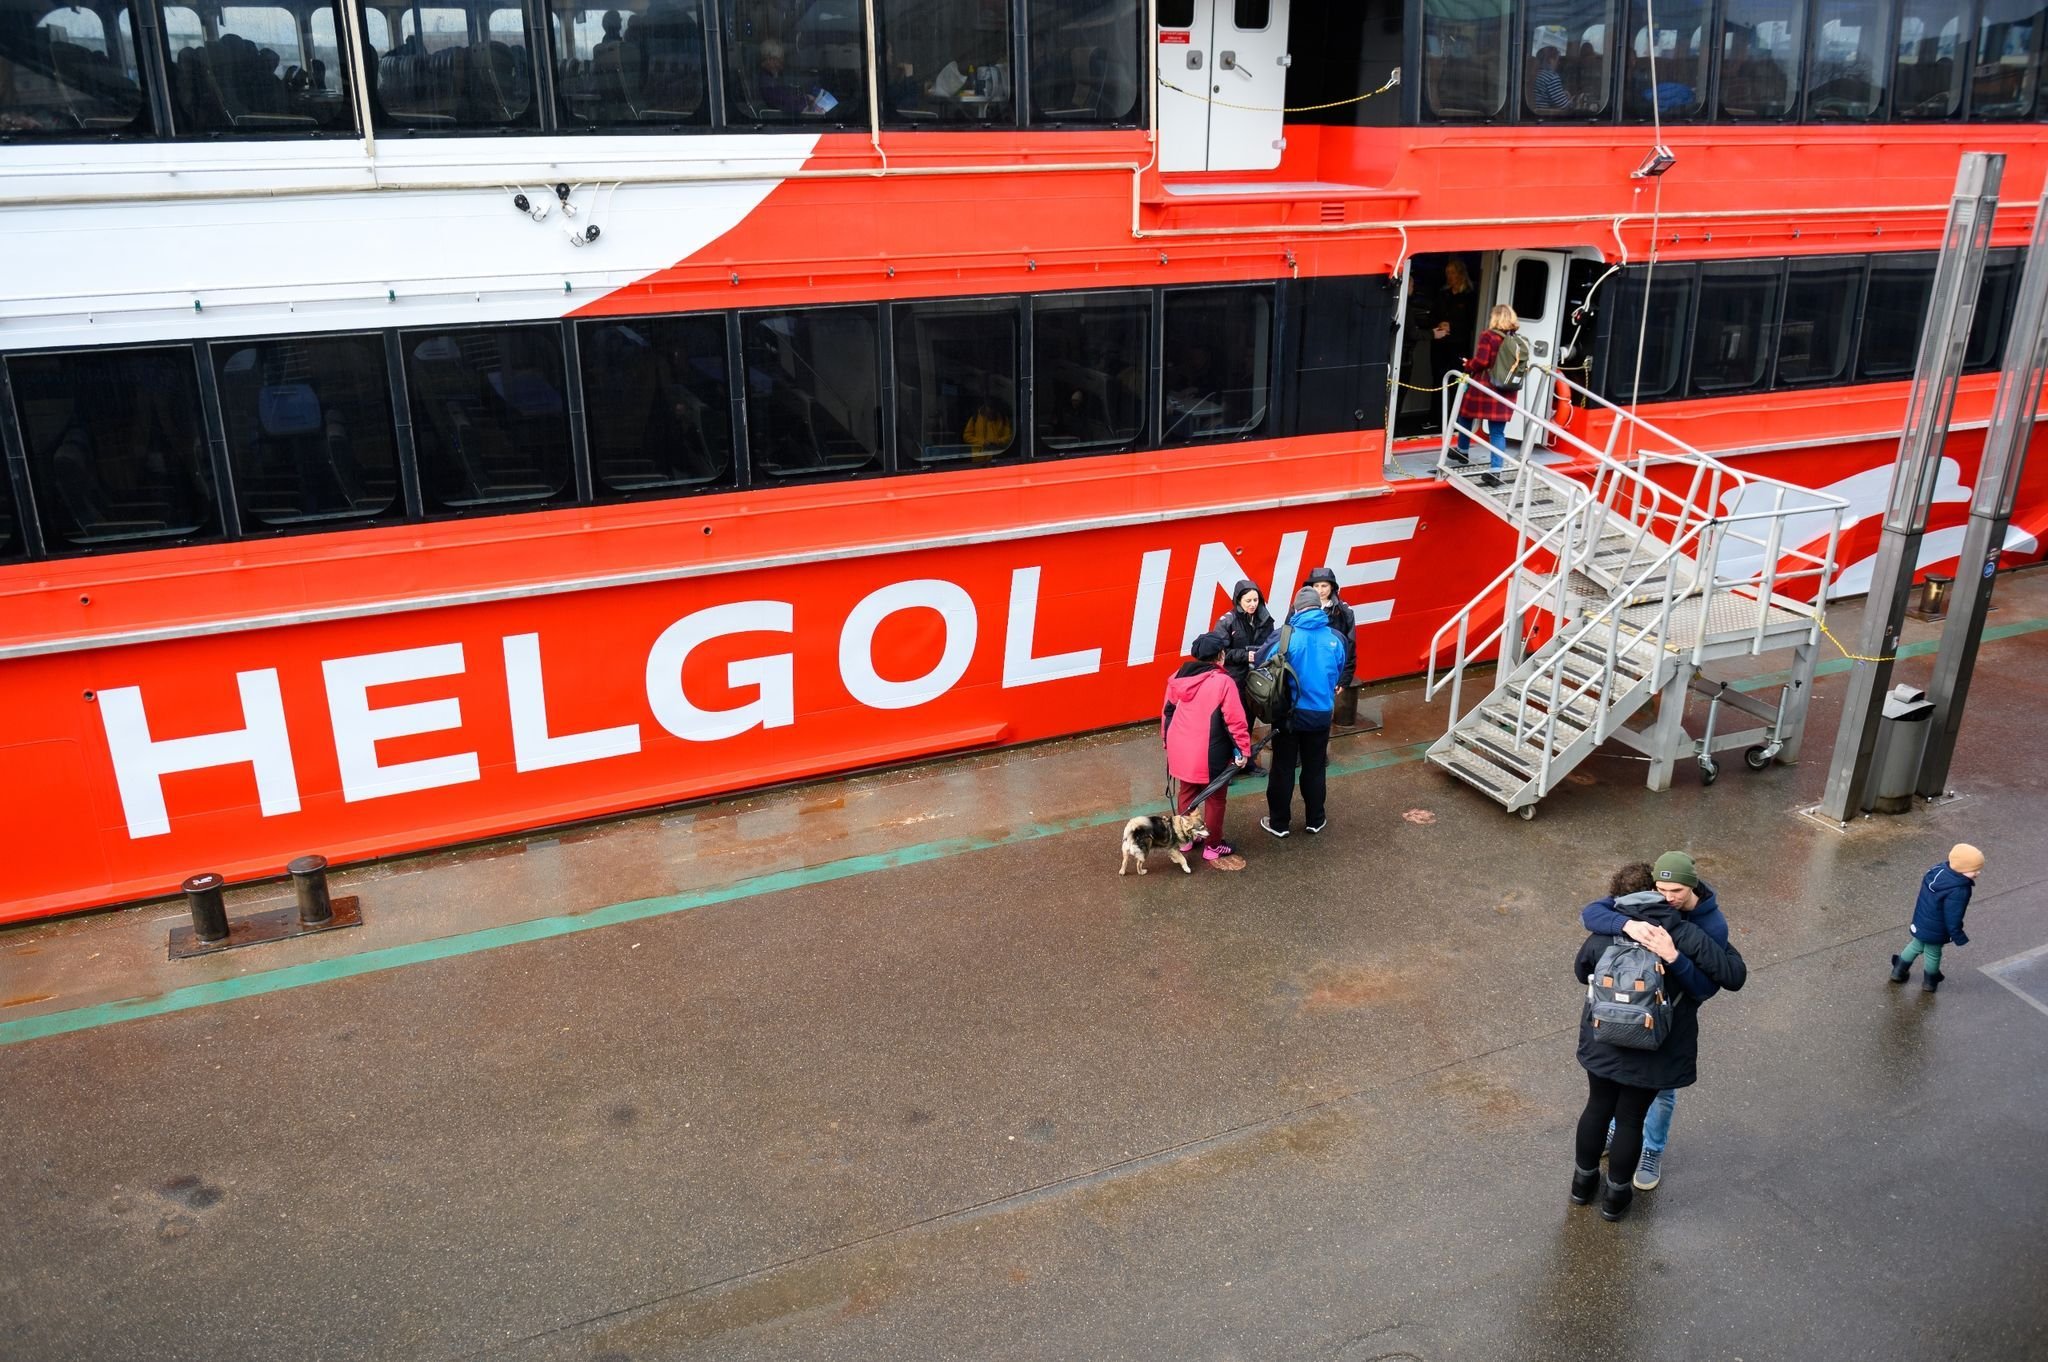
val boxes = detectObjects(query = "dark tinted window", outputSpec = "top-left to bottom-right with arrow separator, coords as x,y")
1973,0 -> 2044,117
1893,0 -> 1966,117
1156,0 -> 1192,27
369,0 -> 538,130
552,0 -> 709,127
1511,257 -> 1551,321
893,299 -> 1020,467
9,347 -> 217,551
1858,253 -> 1935,380
1601,266 -> 1693,401
1235,0 -> 1269,28
1028,0 -> 1139,124
165,1 -> 358,133
215,334 -> 399,530
741,307 -> 881,478
0,0 -> 151,136
1424,0 -> 1510,118
1965,251 -> 2022,372
1809,0 -> 1893,118
1034,291 -> 1147,457
403,325 -> 572,512
881,0 -> 1013,125
1776,258 -> 1863,385
1286,274 -> 1391,437
1624,0 -> 1709,118
580,315 -> 735,496
1720,0 -> 1803,116
0,457 -> 17,558
722,0 -> 866,124
1524,0 -> 1615,116
1689,262 -> 1783,395
1163,287 -> 1272,445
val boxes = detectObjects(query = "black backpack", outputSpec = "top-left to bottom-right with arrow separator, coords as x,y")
1244,621 -> 1293,725
1584,937 -> 1675,1050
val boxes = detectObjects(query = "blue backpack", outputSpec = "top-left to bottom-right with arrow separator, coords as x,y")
1584,937 -> 1675,1050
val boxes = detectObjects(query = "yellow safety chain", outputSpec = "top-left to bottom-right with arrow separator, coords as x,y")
1819,618 -> 1898,664
1391,377 -> 1455,394
1155,71 -> 1398,114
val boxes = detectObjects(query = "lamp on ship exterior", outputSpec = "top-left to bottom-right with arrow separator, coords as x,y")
1632,146 -> 1677,179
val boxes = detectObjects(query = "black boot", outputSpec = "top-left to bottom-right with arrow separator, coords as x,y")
1570,1166 -> 1599,1206
1889,954 -> 1912,983
1923,970 -> 1944,994
1599,1176 -> 1634,1222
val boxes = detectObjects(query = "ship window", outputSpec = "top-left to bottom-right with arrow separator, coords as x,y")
1972,0 -> 2043,117
1511,257 -> 1551,321
403,324 -> 573,512
372,0 -> 539,129
1624,0 -> 1708,118
1234,0 -> 1269,30
893,299 -> 1021,467
578,315 -> 735,496
1524,0 -> 1615,117
1424,0 -> 1510,119
720,0 -> 867,126
1286,274 -> 1391,438
1719,0 -> 1803,116
1157,0 -> 1191,24
167,2 -> 357,133
1601,265 -> 1693,401
1965,250 -> 2022,372
1893,0 -> 1965,117
1808,0 -> 1893,118
9,347 -> 219,551
1163,286 -> 1272,445
0,460 -> 17,559
214,334 -> 401,530
1858,253 -> 1935,380
741,306 -> 882,479
880,0 -> 1014,126
1775,258 -> 1863,385
550,0 -> 709,127
0,0 -> 152,137
1033,291 -> 1148,457
1689,262 -> 1783,395
1028,0 -> 1140,124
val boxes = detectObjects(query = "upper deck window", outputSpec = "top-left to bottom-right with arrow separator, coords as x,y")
1523,0 -> 1615,117
0,0 -> 151,137
214,333 -> 401,530
369,0 -> 539,130
880,0 -> 1014,126
1027,0 -> 1139,125
1809,0 -> 1894,118
1623,0 -> 1708,118
8,346 -> 219,552
1720,0 -> 1803,116
1893,0 -> 1966,117
1424,0 -> 1511,119
163,1 -> 358,132
550,0 -> 710,128
1972,0 -> 2042,117
721,0 -> 867,125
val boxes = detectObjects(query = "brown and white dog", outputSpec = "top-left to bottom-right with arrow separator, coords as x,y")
1119,812 -> 1206,875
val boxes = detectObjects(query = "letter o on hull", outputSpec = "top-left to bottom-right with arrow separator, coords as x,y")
840,580 -> 978,710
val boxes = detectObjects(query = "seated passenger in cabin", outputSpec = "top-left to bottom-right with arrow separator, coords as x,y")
1051,387 -> 1111,444
1531,46 -> 1570,111
962,396 -> 1013,456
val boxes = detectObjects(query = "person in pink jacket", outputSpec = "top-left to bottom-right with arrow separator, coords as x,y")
1162,632 -> 1252,870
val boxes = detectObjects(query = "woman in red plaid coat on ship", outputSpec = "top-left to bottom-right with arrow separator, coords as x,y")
1451,304 -> 1525,488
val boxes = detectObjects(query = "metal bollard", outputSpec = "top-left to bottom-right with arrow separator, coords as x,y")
288,855 -> 333,926
1919,573 -> 1954,621
183,873 -> 229,943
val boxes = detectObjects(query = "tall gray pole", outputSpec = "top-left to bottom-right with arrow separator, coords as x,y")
1916,189 -> 2048,797
1818,152 -> 2003,823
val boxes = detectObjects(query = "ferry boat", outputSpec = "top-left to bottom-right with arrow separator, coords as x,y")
4,0 -> 2046,920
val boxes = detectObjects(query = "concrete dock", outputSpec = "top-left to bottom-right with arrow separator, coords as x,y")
4,576 -> 2047,1362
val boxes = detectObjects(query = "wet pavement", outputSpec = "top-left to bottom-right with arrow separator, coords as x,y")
4,577 -> 2048,1362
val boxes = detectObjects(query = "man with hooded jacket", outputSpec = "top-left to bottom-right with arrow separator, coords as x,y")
1304,566 -> 1357,688
1162,633 -> 1251,869
1255,587 -> 1349,838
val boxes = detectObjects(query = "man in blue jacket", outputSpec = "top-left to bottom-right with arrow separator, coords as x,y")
1257,587 -> 1350,838
1580,851 -> 1736,1192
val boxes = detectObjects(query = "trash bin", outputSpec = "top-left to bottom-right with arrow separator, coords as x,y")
1865,683 -> 1935,814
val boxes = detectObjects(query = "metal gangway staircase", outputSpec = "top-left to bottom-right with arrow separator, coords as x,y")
1422,369 -> 1849,818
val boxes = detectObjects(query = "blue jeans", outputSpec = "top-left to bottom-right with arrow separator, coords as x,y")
1456,418 -> 1510,467
1609,1088 -> 1677,1154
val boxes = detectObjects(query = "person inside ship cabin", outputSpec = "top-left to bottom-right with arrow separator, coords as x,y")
755,38 -> 812,114
1531,46 -> 1569,110
1453,303 -> 1522,487
962,395 -> 1013,457
1429,258 -> 1479,390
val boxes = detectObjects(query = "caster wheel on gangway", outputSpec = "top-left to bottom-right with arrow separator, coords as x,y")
1698,756 -> 1720,786
1745,744 -> 1778,771
1516,804 -> 1536,821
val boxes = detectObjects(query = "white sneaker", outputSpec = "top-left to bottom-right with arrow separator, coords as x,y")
1260,816 -> 1289,839
1633,1147 -> 1663,1191
1306,818 -> 1327,834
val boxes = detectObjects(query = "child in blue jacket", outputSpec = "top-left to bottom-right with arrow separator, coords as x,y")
1890,843 -> 1984,994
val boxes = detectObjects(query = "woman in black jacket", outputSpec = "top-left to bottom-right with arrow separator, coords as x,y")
1213,579 -> 1274,772
1569,865 -> 1746,1222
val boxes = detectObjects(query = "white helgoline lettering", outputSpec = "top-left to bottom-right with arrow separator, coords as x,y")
95,520 -> 1421,839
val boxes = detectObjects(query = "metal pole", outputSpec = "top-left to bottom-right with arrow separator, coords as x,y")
1818,153 -> 2003,822
1917,188 -> 2048,796
289,855 -> 334,927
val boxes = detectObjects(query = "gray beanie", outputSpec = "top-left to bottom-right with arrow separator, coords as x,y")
1291,586 -> 1321,615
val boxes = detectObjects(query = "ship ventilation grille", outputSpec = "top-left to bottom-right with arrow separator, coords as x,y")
1319,201 -> 1345,223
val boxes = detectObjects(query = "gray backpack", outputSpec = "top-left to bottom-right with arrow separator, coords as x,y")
1489,330 -> 1533,390
1585,937 -> 1674,1050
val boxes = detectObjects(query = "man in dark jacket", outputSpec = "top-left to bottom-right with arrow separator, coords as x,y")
1304,566 -> 1357,688
1214,579 -> 1274,773
1256,587 -> 1350,839
1889,842 -> 1982,992
1569,851 -> 1745,1221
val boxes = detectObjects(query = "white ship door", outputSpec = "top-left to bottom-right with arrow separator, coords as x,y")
1495,250 -> 1570,442
1157,0 -> 1290,172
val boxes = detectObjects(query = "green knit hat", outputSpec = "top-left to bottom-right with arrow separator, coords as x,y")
1653,851 -> 1698,888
